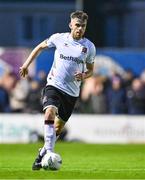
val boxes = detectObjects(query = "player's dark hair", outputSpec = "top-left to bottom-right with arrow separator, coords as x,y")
70,11 -> 88,21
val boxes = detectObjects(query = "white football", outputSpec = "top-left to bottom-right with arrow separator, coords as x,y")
41,152 -> 62,170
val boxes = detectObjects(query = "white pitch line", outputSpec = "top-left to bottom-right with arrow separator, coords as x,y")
98,168 -> 145,171
64,168 -> 145,172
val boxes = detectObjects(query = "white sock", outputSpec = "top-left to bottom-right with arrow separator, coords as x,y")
44,124 -> 56,153
39,147 -> 46,157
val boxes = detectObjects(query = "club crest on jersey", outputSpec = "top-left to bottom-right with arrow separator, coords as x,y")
82,47 -> 87,53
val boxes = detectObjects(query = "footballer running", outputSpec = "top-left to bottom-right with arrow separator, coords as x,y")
19,10 -> 96,170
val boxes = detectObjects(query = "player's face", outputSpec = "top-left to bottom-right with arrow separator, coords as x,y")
69,18 -> 87,40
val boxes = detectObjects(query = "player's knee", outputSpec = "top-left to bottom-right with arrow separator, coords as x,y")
44,108 -> 56,121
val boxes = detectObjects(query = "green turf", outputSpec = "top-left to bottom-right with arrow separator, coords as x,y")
0,142 -> 145,179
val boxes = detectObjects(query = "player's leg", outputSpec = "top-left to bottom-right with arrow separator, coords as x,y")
32,106 -> 57,170
38,113 -> 65,159
32,85 -> 77,170
32,85 -> 60,170
43,106 -> 57,152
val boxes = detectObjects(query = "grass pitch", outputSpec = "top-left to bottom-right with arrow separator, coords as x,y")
0,142 -> 145,179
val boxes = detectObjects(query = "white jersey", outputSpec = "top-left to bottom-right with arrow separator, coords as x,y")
46,32 -> 96,97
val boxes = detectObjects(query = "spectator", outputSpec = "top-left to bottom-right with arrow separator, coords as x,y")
10,79 -> 30,112
140,69 -> 145,88
106,75 -> 126,114
78,75 -> 107,114
124,69 -> 135,88
90,76 -> 107,114
0,72 -> 17,112
77,77 -> 96,113
26,79 -> 43,113
35,70 -> 47,89
126,78 -> 145,114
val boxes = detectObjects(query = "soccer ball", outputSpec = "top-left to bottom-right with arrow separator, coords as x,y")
41,152 -> 62,170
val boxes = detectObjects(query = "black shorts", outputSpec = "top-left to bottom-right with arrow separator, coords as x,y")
42,85 -> 77,122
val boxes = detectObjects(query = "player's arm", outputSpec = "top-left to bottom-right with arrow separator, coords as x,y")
74,62 -> 94,81
75,42 -> 96,81
19,40 -> 48,77
83,62 -> 94,79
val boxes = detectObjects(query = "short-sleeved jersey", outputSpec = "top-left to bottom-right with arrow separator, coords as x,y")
46,32 -> 96,97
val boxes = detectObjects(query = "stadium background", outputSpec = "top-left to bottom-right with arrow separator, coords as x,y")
0,0 -> 145,179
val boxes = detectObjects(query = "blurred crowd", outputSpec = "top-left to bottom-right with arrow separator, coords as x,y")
0,68 -> 145,115
0,70 -> 46,113
75,69 -> 145,115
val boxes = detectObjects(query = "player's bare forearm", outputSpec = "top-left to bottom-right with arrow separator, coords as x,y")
23,40 -> 47,68
83,62 -> 94,79
83,69 -> 93,79
74,63 -> 94,81
19,40 -> 47,77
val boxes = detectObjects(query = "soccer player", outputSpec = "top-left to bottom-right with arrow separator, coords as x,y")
19,10 -> 96,170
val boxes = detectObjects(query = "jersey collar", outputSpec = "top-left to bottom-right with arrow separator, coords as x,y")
68,33 -> 84,43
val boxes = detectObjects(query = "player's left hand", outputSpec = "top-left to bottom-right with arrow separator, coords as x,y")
74,72 -> 85,81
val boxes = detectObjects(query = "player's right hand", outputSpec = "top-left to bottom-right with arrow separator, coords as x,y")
74,72 -> 85,81
19,66 -> 29,78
